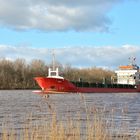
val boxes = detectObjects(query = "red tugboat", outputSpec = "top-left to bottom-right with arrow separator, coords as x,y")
34,57 -> 140,94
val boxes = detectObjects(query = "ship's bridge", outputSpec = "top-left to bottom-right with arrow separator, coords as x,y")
115,64 -> 140,85
47,67 -> 64,79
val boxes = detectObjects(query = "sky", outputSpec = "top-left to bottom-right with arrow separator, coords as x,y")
0,0 -> 140,69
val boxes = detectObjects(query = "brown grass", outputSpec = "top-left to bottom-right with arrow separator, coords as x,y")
2,110 -> 140,140
1,94 -> 140,140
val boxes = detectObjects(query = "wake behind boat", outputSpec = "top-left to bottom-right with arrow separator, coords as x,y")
33,56 -> 140,94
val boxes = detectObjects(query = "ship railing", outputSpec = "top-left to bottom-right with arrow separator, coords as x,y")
71,81 -> 136,89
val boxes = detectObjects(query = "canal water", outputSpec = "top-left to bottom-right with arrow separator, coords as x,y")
0,90 -> 140,138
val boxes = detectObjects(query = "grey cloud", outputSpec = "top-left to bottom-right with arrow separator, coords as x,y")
0,44 -> 140,69
0,0 -> 124,31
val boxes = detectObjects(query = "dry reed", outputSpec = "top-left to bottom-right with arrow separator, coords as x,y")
2,110 -> 140,140
1,94 -> 140,140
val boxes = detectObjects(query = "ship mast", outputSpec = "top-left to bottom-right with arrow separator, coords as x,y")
129,56 -> 136,66
52,50 -> 55,71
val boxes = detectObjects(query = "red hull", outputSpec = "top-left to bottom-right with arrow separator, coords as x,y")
34,77 -> 140,94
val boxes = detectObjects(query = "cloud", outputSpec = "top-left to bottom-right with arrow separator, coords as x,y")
0,44 -> 140,69
0,44 -> 48,61
0,0 -> 124,31
55,45 -> 140,69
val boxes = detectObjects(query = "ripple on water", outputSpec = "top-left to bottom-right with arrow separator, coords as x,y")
0,90 -> 140,137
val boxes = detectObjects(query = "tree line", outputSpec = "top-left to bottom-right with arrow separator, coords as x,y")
0,58 -> 114,89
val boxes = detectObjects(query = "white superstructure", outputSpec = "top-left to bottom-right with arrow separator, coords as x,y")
47,50 -> 64,79
115,58 -> 140,85
47,67 -> 64,79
